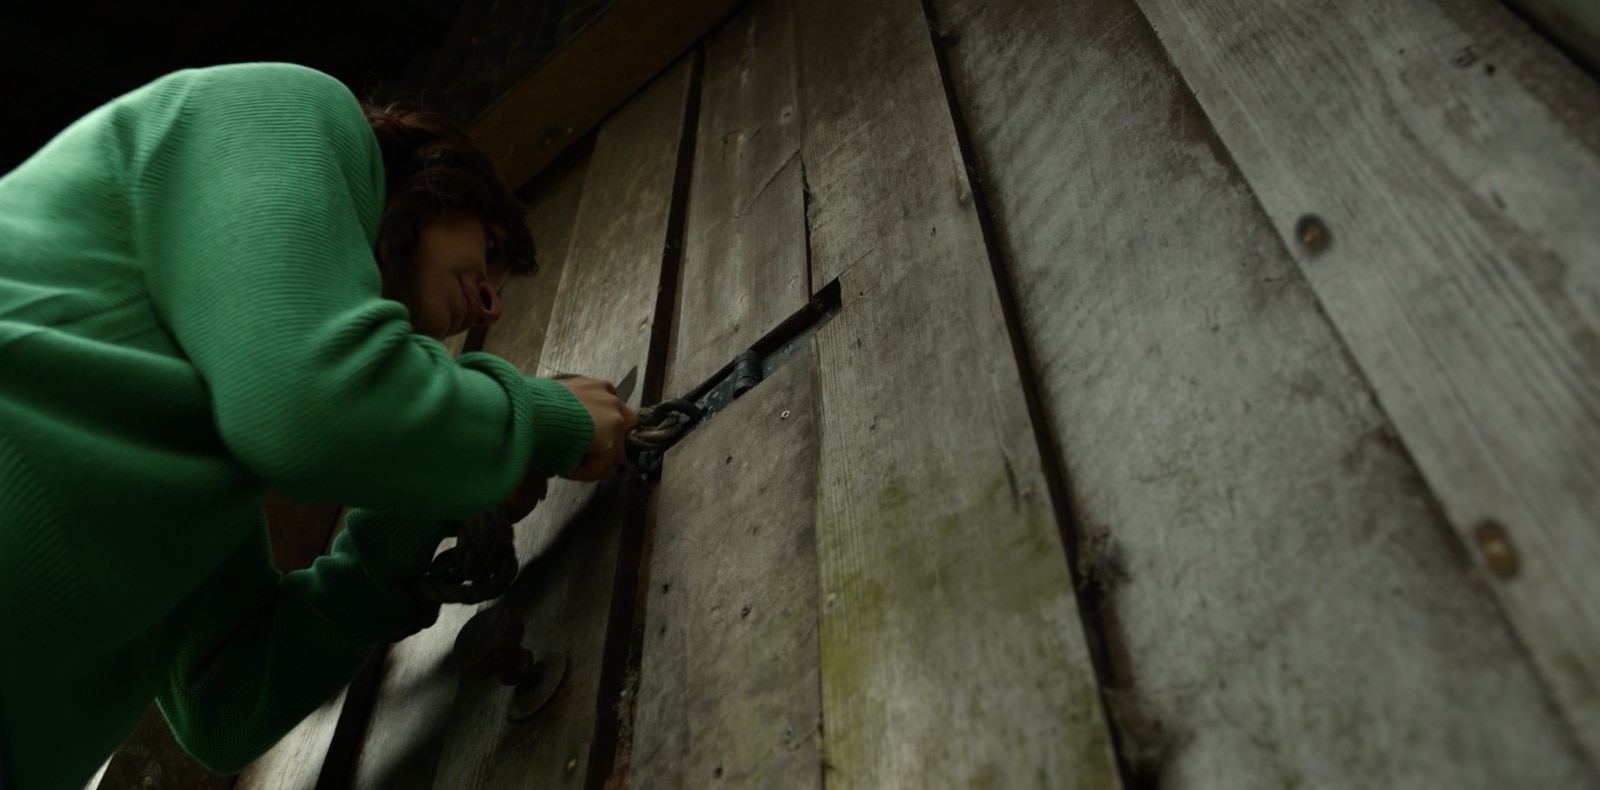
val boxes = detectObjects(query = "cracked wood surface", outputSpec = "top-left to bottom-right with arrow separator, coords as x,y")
1135,0 -> 1600,769
667,0 -> 810,396
932,0 -> 1600,785
430,55 -> 694,790
795,0 -> 1120,786
632,343 -> 823,789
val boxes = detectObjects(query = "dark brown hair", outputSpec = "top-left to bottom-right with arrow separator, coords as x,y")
362,100 -> 536,275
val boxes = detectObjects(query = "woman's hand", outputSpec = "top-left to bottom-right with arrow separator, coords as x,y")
556,376 -> 639,481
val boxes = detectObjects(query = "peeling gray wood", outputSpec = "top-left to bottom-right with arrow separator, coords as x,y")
668,0 -> 809,396
932,0 -> 1600,786
1134,0 -> 1600,767
431,55 -> 694,789
350,150 -> 593,790
632,343 -> 823,789
794,0 -> 1120,786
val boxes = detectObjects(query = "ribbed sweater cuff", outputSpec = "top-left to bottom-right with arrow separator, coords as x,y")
522,377 -> 594,477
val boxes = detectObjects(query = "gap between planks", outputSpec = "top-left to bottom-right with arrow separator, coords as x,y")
598,42 -> 708,790
918,0 -> 1142,785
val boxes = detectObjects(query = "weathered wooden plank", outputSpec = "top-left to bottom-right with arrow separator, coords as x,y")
1134,0 -> 1600,766
232,689 -> 347,790
667,0 -> 808,396
431,55 -> 695,789
349,149 -> 594,790
793,0 -> 1120,786
632,345 -> 822,788
470,0 -> 739,190
492,149 -> 595,378
930,0 -> 1600,786
347,591 -> 469,790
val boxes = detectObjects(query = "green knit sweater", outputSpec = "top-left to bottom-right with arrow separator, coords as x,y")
0,63 -> 594,789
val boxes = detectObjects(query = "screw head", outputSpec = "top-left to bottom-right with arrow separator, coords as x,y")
1474,520 -> 1520,578
1295,215 -> 1331,254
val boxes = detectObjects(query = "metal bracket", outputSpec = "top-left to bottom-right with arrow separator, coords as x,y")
632,278 -> 840,477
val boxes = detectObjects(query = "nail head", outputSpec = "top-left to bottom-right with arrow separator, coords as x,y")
1295,215 -> 1331,254
1474,520 -> 1519,578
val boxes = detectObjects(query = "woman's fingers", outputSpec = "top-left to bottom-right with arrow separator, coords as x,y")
555,376 -> 637,480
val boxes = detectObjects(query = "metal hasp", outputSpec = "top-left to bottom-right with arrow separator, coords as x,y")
731,349 -> 762,396
628,278 -> 841,476
448,604 -> 569,722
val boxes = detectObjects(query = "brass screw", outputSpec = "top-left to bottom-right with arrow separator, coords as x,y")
1474,520 -> 1519,578
1296,215 -> 1331,254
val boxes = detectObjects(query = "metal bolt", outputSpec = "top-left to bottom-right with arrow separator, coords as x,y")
1295,215 -> 1331,254
1474,520 -> 1519,578
780,410 -> 791,420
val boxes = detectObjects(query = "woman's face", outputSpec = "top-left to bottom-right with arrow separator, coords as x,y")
379,212 -> 509,340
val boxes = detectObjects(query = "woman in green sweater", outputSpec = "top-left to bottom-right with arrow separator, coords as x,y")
0,63 -> 636,789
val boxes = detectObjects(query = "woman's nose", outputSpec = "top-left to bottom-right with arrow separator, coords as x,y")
476,279 -> 503,326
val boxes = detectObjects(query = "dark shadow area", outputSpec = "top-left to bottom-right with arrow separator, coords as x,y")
2,0 -> 616,172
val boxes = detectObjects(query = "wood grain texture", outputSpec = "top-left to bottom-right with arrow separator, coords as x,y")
931,0 -> 1600,786
794,0 -> 1120,786
348,574 -> 471,790
488,152 -> 593,378
431,56 -> 695,789
668,0 -> 809,395
350,146 -> 595,790
432,477 -> 636,790
1134,0 -> 1600,767
632,344 -> 822,788
232,689 -> 347,790
470,0 -> 739,190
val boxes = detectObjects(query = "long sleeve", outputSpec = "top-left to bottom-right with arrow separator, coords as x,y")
130,63 -> 590,516
0,62 -> 596,789
156,509 -> 449,773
